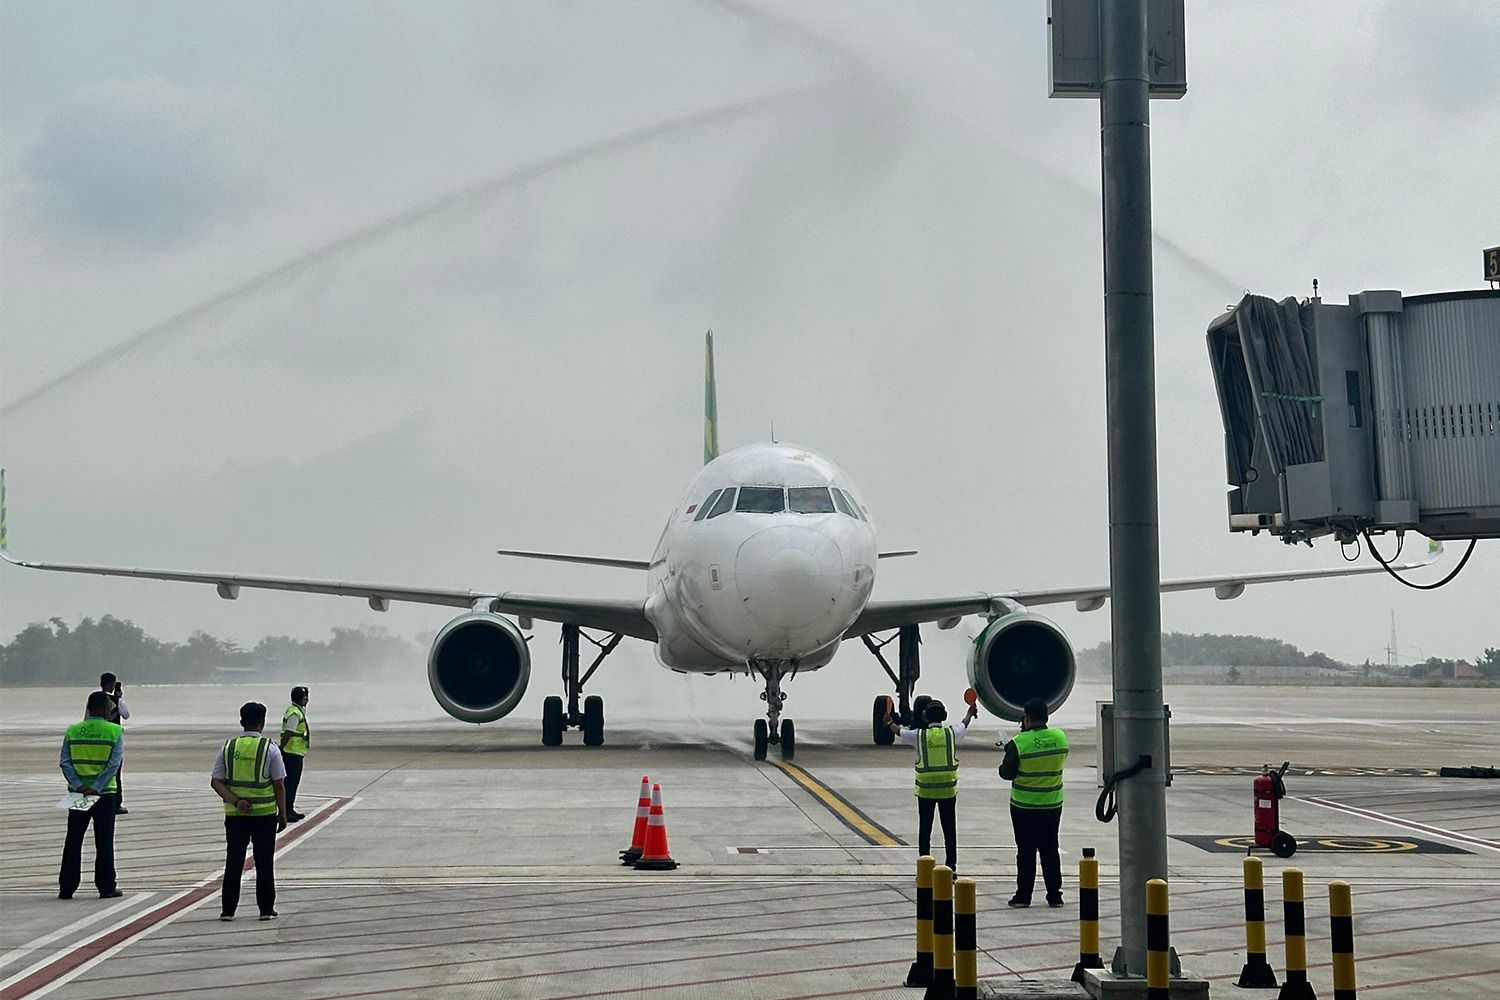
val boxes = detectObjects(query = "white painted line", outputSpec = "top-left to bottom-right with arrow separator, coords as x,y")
0,894 -> 156,973
1296,795 -> 1500,854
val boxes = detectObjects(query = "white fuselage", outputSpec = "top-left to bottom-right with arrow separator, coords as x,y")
644,443 -> 877,672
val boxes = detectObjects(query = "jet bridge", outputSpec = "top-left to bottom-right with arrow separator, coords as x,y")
1207,288 -> 1500,544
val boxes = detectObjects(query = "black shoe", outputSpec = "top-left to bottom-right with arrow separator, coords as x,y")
99,889 -> 123,899
259,910 -> 278,921
219,913 -> 234,922
58,892 -> 73,900
1007,896 -> 1030,908
115,806 -> 129,815
287,811 -> 305,822
1047,896 -> 1065,908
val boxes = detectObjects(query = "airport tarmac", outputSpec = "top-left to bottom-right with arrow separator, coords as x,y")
2,684 -> 1497,999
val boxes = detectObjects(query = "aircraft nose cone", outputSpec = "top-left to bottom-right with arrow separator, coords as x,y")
735,526 -> 845,629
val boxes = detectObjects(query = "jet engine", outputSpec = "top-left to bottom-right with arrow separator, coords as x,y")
427,612 -> 531,723
965,610 -> 1076,722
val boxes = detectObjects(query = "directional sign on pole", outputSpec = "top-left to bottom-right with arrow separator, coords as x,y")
1048,0 -> 1186,99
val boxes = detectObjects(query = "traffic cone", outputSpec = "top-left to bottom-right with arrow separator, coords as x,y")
632,783 -> 679,870
619,775 -> 651,864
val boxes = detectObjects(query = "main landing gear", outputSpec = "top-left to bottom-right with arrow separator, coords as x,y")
542,624 -> 623,747
750,659 -> 798,762
860,624 -> 921,746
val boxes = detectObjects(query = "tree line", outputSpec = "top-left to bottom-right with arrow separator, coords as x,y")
0,615 -> 418,686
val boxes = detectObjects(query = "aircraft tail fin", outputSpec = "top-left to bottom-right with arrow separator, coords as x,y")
704,330 -> 719,465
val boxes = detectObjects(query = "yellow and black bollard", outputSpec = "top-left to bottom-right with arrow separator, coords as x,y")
1071,847 -> 1104,984
1146,878 -> 1170,1000
955,877 -> 977,1000
1278,867 -> 1317,999
1329,880 -> 1357,1000
1238,856 -> 1279,988
926,865 -> 955,1000
905,855 -> 934,988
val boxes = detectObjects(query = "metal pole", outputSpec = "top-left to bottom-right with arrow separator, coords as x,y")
1100,0 -> 1168,977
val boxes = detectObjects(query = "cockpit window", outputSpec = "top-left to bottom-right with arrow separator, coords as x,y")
832,488 -> 865,520
706,488 -> 736,519
830,488 -> 856,518
694,489 -> 723,521
735,486 -> 786,514
788,486 -> 836,513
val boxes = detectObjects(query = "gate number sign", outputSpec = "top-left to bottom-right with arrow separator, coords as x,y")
1486,246 -> 1500,283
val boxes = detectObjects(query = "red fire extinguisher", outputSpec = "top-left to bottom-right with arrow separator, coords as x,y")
1252,762 -> 1297,858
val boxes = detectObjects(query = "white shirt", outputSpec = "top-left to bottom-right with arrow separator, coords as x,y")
210,731 -> 287,781
897,721 -> 968,746
113,696 -> 130,721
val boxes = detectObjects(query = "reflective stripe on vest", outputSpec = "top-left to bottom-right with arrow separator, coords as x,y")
222,736 -> 278,816
283,704 -> 309,756
65,718 -> 122,794
914,725 -> 959,800
1010,726 -> 1068,809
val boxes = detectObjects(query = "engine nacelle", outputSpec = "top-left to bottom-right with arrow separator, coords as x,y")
427,612 -> 531,723
965,611 -> 1076,722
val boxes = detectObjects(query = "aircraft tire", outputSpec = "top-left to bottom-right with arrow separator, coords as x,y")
542,696 -> 565,746
582,695 -> 605,746
780,719 -> 796,761
873,696 -> 896,746
753,719 -> 769,761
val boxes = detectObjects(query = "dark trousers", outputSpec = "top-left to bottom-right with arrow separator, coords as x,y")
59,794 -> 117,896
113,761 -> 124,807
284,753 -> 304,814
1010,804 -> 1063,902
222,815 -> 278,916
917,796 -> 958,871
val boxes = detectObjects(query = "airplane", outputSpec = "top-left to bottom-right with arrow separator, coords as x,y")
0,333 -> 1441,760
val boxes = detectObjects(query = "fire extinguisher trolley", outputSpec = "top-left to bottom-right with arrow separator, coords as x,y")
1251,762 -> 1297,858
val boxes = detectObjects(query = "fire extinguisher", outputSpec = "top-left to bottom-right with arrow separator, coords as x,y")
1252,762 -> 1297,858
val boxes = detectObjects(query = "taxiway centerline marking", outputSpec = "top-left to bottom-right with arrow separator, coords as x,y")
768,760 -> 904,847
1296,795 -> 1500,853
0,796 -> 357,1000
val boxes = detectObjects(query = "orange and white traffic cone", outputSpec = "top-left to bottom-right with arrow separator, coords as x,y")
632,783 -> 679,871
619,775 -> 651,865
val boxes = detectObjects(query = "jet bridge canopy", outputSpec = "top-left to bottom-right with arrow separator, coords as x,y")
1207,288 -> 1500,544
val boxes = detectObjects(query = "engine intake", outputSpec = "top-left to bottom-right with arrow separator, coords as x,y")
427,612 -> 531,723
965,611 -> 1076,722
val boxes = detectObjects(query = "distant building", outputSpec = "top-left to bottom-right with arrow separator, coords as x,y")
1422,661 -> 1480,681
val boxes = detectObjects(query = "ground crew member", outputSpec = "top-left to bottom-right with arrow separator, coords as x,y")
999,698 -> 1069,907
279,686 -> 310,822
211,702 -> 287,921
59,691 -> 124,899
886,697 -> 979,873
99,672 -> 130,814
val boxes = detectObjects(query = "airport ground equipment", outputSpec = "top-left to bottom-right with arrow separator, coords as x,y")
619,775 -> 650,865
1251,763 -> 1297,859
926,865 -> 956,1000
1237,856 -> 1279,988
906,855 -> 936,987
1278,868 -> 1316,999
1207,288 -> 1500,545
631,783 -> 677,871
1072,847 -> 1105,983
541,624 -> 623,746
1146,879 -> 1171,1000
1329,881 -> 1357,1000
955,877 -> 977,1000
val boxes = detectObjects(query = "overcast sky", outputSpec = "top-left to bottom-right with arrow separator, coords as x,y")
2,1 -> 1496,717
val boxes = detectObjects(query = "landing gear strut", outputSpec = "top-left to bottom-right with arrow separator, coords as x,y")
541,624 -> 623,747
861,624 -> 921,745
751,659 -> 798,761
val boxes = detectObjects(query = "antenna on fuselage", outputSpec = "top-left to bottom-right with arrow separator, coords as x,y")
704,330 -> 719,465
770,420 -> 777,444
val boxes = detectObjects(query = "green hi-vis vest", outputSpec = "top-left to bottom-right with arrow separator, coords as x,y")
1010,726 -> 1069,809
914,725 -> 960,800
222,736 -> 279,817
283,704 -> 309,757
65,718 -> 122,794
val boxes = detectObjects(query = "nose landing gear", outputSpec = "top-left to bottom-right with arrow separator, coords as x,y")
751,659 -> 798,761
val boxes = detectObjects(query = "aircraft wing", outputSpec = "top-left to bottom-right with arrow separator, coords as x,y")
844,546 -> 1442,638
0,551 -> 657,641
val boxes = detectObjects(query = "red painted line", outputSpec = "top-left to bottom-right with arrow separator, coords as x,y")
0,797 -> 353,1000
1363,966 -> 1500,991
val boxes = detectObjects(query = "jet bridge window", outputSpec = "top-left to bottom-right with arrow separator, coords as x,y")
736,486 -> 786,513
706,488 -> 736,519
694,489 -> 723,521
788,486 -> 836,513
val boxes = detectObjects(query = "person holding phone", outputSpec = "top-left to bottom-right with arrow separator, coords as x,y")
99,673 -> 130,814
